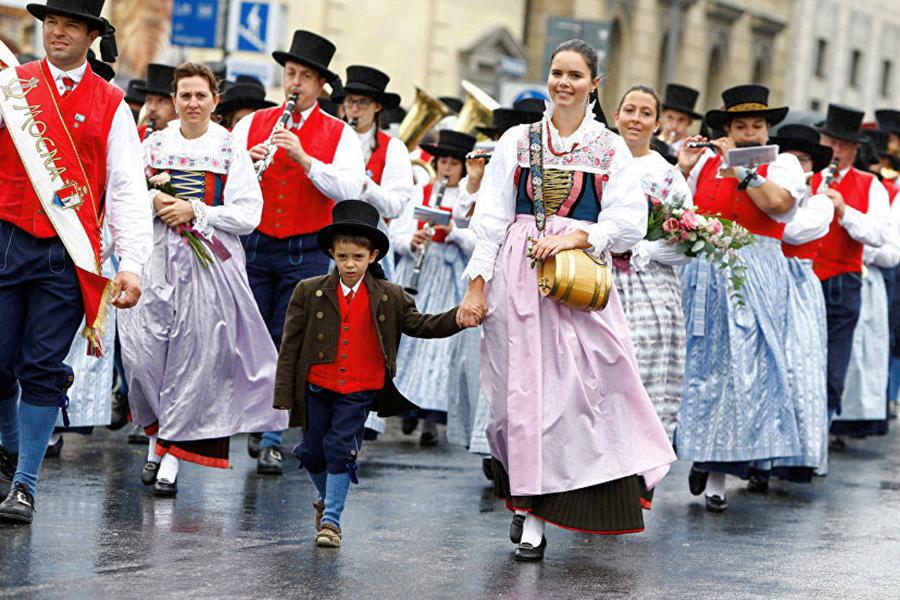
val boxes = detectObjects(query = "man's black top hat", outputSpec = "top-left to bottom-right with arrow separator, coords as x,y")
86,48 -> 113,82
317,200 -> 390,261
272,30 -> 338,84
216,77 -> 275,116
867,129 -> 895,159
705,85 -> 788,130
27,0 -> 107,33
421,130 -> 477,160
439,96 -> 463,114
343,65 -> 401,110
662,83 -> 702,120
769,124 -> 834,173
317,97 -> 341,118
477,107 -> 540,138
124,79 -> 145,105
135,64 -> 175,97
875,109 -> 900,136
816,103 -> 869,144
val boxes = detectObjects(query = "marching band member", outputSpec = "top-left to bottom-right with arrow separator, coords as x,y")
676,85 -> 807,512
391,130 -> 477,446
0,0 -> 152,524
119,63 -> 287,497
659,83 -> 702,156
232,30 -> 365,475
458,39 -> 674,562
135,63 -> 176,140
611,84 -> 693,438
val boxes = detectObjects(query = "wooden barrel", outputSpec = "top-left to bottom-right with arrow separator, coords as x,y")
537,249 -> 612,311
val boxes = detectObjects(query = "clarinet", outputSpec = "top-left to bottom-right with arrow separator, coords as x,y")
405,177 -> 449,295
254,93 -> 299,181
144,119 -> 155,138
817,158 -> 840,194
348,116 -> 359,130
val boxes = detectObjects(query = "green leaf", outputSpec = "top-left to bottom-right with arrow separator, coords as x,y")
691,240 -> 706,253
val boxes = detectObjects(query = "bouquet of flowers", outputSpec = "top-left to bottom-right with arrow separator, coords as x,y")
147,170 -> 222,269
646,195 -> 755,304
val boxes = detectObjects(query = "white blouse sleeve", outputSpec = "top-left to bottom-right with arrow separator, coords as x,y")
863,194 -> 900,268
782,192 -> 835,246
841,177 -> 891,247
765,152 -> 805,223
195,142 -> 263,236
463,126 -> 521,282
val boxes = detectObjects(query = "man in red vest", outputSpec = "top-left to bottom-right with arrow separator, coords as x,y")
232,30 -> 365,474
135,63 -> 175,140
0,0 -> 152,525
812,103 -> 891,425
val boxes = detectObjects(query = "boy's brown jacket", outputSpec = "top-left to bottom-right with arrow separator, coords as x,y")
274,269 -> 462,428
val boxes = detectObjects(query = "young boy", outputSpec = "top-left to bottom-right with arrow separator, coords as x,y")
273,200 -> 472,547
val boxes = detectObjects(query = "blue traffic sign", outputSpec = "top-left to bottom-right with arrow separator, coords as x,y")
237,1 -> 270,53
171,0 -> 221,49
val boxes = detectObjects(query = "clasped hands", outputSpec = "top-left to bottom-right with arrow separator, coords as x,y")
154,193 -> 195,228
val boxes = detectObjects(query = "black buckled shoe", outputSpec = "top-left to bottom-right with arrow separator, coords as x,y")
514,536 -> 547,562
705,494 -> 728,513
257,447 -> 284,475
0,448 -> 17,498
689,465 -> 709,496
509,513 -> 525,544
153,478 -> 177,497
44,435 -> 63,459
247,433 -> 262,459
747,474 -> 769,493
0,483 -> 35,524
141,461 -> 159,486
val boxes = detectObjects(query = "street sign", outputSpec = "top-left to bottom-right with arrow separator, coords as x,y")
225,57 -> 274,89
542,17 -> 612,77
171,0 -> 221,49
236,1 -> 270,53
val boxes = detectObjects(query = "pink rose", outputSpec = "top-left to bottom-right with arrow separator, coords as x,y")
707,219 -> 724,235
662,218 -> 681,233
650,196 -> 662,209
680,209 -> 701,230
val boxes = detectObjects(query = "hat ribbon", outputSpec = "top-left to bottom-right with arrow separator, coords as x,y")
726,102 -> 769,112
100,19 -> 117,63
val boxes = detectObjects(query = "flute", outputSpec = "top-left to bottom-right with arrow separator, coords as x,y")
254,93 -> 299,181
686,141 -> 718,149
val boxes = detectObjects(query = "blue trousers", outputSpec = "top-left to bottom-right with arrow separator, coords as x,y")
296,384 -> 374,475
821,273 -> 863,413
243,231 -> 331,448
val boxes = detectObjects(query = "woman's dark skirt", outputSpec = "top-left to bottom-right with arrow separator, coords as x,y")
145,422 -> 230,468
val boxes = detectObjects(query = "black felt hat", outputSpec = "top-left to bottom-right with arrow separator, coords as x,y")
770,124 -> 834,173
124,79 -> 145,105
875,109 -> 900,136
135,64 -> 175,97
420,129 -> 476,159
343,65 -> 400,110
816,103 -> 869,144
86,48 -> 113,82
439,96 -> 463,114
383,106 -> 407,126
317,97 -> 341,118
317,200 -> 389,261
705,85 -> 788,130
513,98 -> 546,115
216,77 -> 275,116
272,30 -> 338,84
662,83 -> 702,120
27,0 -> 107,33
477,107 -> 538,137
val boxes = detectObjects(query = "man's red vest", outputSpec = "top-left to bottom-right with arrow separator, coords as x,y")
884,179 -> 899,205
365,130 -> 392,184
0,61 -> 121,238
246,103 -> 344,238
812,168 -> 875,280
307,281 -> 386,393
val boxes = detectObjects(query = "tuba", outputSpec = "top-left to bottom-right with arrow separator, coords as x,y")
399,87 -> 451,152
454,80 -> 499,140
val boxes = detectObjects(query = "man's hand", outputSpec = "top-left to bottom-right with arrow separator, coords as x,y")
157,200 -> 196,228
272,130 -> 312,170
111,271 -> 141,309
825,188 -> 847,218
676,135 -> 708,176
249,143 -> 269,162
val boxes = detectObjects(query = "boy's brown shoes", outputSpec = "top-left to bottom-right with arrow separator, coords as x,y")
316,522 -> 342,547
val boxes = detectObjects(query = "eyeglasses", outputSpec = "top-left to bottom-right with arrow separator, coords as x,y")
344,97 -> 375,108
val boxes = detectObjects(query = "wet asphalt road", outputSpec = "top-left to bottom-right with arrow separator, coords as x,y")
1,422 -> 899,600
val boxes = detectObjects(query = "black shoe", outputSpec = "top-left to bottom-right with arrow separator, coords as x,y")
509,513 -> 525,543
747,475 -> 769,493
688,465 -> 709,496
362,428 -> 379,442
705,494 -> 728,513
514,536 -> 547,562
127,424 -> 149,445
141,461 -> 159,486
257,447 -> 284,475
0,448 -> 17,498
247,433 -> 262,459
153,478 -> 177,497
829,436 -> 847,452
0,483 -> 34,524
401,417 -> 419,435
419,431 -> 438,447
44,436 -> 63,459
107,392 -> 129,431
482,457 -> 495,481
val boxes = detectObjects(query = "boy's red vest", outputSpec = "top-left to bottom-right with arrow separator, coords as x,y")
247,103 -> 344,238
812,168 -> 874,281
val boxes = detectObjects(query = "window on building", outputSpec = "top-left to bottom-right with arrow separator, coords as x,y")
810,99 -> 821,111
814,39 -> 827,78
881,60 -> 893,97
849,49 -> 863,88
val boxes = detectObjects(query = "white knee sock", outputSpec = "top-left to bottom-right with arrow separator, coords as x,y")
147,435 -> 160,463
514,509 -> 527,517
157,453 -> 179,483
706,472 -> 726,498
48,432 -> 62,446
520,513 -> 545,546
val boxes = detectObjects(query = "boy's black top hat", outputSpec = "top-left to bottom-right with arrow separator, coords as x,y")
124,79 -> 145,105
272,30 -> 338,84
816,103 -> 869,144
420,130 -> 477,160
439,96 -> 463,114
27,0 -> 107,33
770,124 -> 834,173
317,200 -> 390,261
86,48 -> 113,82
705,85 -> 788,130
216,77 -> 275,116
343,65 -> 401,110
875,109 -> 900,136
135,64 -> 175,97
662,83 -> 702,120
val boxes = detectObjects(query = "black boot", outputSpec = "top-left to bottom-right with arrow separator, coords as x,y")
0,483 -> 35,524
257,447 -> 284,475
0,448 -> 17,498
